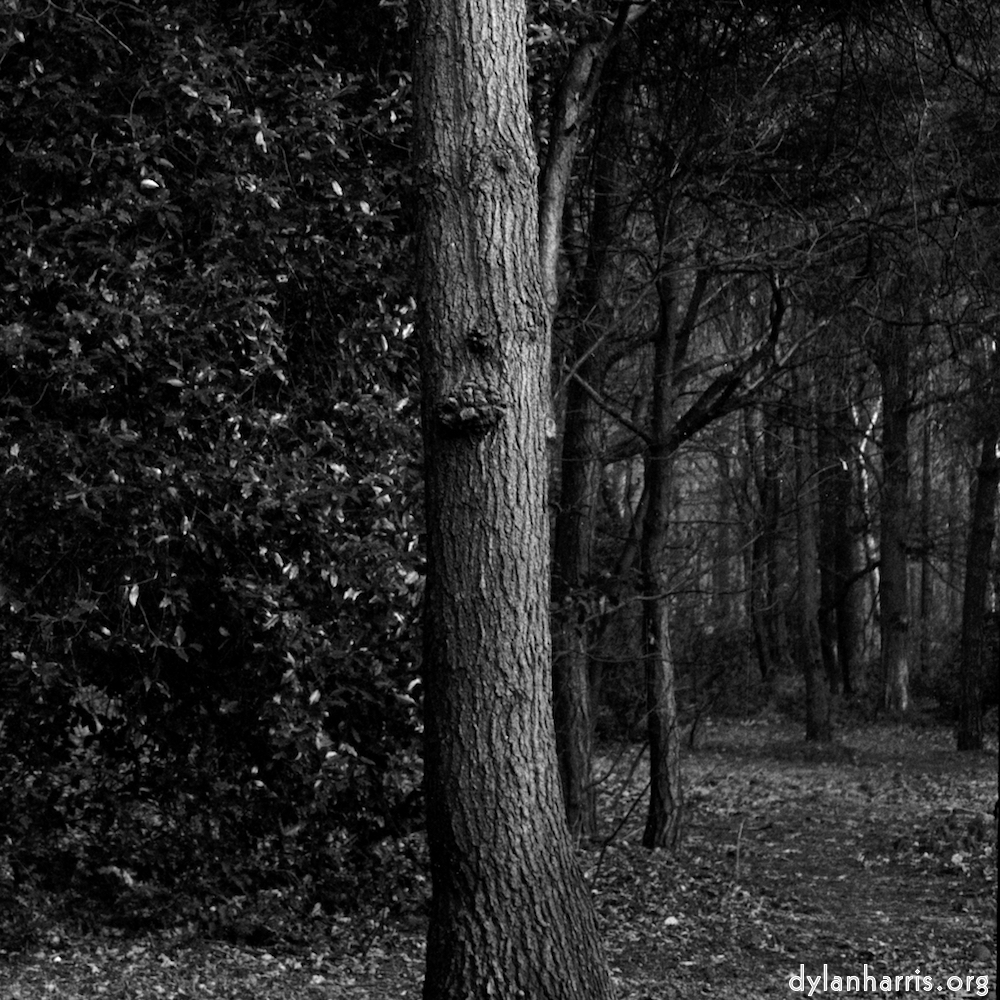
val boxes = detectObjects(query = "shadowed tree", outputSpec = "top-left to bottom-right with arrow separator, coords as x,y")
412,0 -> 615,994
957,341 -> 1000,751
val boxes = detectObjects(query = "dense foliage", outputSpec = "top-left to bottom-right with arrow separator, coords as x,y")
0,0 -> 420,928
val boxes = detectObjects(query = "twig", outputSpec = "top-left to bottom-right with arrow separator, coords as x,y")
735,818 -> 746,880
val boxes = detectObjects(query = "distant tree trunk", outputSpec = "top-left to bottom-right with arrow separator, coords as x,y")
713,441 -> 736,624
817,402 -> 843,694
919,416 -> 934,673
875,322 -> 911,713
746,406 -> 772,679
746,401 -> 791,681
641,434 -> 682,849
856,412 -> 882,667
552,362 -> 601,841
835,437 -> 866,697
640,269 -> 684,851
749,534 -> 774,680
413,0 -> 614,993
818,372 -> 864,696
794,363 -> 832,741
957,344 -> 1000,751
945,456 -> 965,625
550,42 -> 634,841
956,434 -> 999,750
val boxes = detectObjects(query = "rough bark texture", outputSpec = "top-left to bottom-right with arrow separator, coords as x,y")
875,323 -> 911,713
413,0 -> 614,995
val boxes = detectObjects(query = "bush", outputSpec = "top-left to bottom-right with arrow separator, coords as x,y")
0,0 -> 421,918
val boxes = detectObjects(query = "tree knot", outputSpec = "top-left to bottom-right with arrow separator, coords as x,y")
436,381 -> 506,434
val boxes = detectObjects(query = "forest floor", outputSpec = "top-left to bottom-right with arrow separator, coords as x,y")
1,715 -> 996,999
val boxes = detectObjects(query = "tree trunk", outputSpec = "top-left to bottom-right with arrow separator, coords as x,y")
745,406 -> 772,679
817,370 -> 864,697
640,271 -> 684,851
856,410 -> 882,671
918,416 -> 934,674
747,399 -> 793,681
413,0 -> 614,994
875,323 -> 911,713
794,363 -> 832,741
552,369 -> 601,840
550,42 -> 634,841
713,442 -> 736,625
957,342 -> 1000,751
817,405 -> 842,695
641,444 -> 683,848
835,403 -> 867,696
956,434 -> 999,751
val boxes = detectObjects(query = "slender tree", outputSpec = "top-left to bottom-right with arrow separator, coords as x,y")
793,359 -> 832,741
873,315 -> 913,713
816,337 -> 869,697
412,0 -> 614,994
957,342 -> 1000,751
640,264 -> 685,850
551,38 -> 636,842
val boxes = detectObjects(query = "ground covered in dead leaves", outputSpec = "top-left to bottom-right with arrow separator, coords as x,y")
1,718 -> 995,999
594,719 -> 997,999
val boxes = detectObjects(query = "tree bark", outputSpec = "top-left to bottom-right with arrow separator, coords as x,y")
413,0 -> 614,994
817,366 -> 864,696
957,343 -> 1000,751
746,405 -> 777,680
794,363 -> 832,741
640,269 -> 685,851
713,442 -> 736,625
817,398 -> 843,695
746,399 -> 793,681
875,322 -> 911,713
551,367 -> 601,838
537,3 -> 648,314
956,434 -> 999,750
833,431 -> 866,697
918,416 -> 934,675
550,41 -> 634,841
837,392 -> 869,696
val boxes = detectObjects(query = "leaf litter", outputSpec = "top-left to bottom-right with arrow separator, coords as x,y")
0,720 -> 994,999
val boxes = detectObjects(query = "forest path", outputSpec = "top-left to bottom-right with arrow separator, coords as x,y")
592,718 -> 997,999
0,719 -> 993,999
